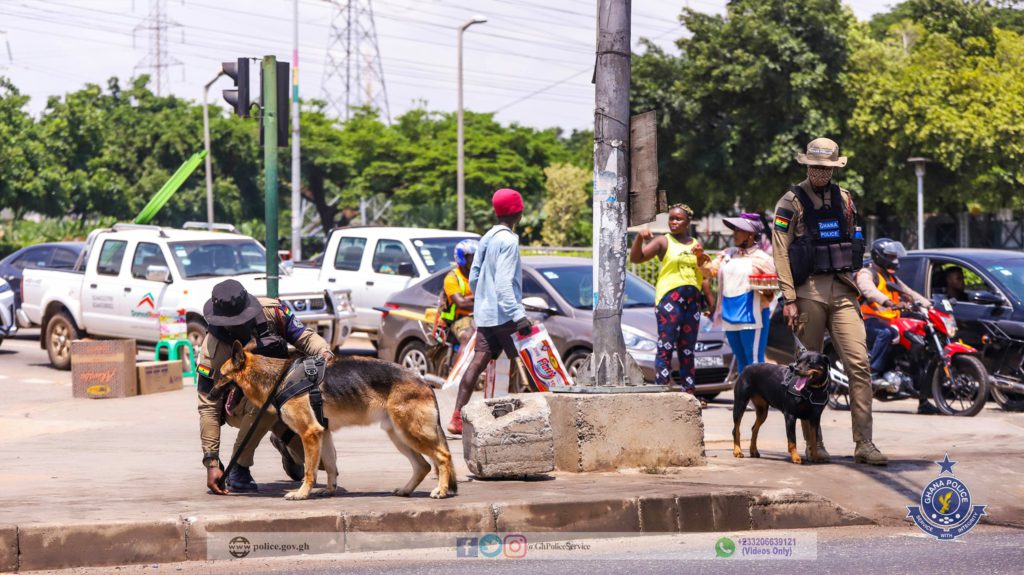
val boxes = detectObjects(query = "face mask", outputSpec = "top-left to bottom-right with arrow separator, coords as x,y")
808,167 -> 834,188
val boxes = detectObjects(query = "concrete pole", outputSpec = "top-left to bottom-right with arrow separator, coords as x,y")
588,0 -> 639,387
291,0 -> 302,261
909,158 -> 929,250
456,16 -> 487,232
202,71 -> 224,229
263,56 -> 280,298
915,166 -> 925,250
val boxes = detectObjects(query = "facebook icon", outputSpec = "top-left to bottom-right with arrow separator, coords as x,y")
456,537 -> 478,558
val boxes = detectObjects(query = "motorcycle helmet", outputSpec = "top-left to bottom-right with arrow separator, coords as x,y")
454,239 -> 479,267
870,238 -> 906,272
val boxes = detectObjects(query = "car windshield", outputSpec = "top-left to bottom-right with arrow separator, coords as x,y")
168,240 -> 266,278
986,260 -> 1024,301
411,237 -> 476,274
535,265 -> 657,309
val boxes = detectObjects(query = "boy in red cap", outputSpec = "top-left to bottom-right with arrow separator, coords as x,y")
448,188 -> 532,434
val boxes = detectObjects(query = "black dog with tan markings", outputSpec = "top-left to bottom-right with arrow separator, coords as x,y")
215,341 -> 457,500
732,351 -> 831,464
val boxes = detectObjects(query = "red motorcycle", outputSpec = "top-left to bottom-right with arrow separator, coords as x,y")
828,289 -> 989,416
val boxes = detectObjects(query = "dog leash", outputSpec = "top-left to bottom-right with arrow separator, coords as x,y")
217,372 -> 289,492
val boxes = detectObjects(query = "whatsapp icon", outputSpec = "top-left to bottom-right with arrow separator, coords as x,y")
714,537 -> 736,558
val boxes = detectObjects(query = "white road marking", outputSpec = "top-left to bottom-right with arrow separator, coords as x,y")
0,374 -> 7,380
23,378 -> 55,384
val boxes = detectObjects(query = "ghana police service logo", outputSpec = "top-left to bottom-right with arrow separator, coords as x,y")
907,454 -> 987,540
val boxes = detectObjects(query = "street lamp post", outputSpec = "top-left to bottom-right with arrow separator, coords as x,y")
908,157 -> 930,250
202,71 -> 225,229
457,15 -> 487,232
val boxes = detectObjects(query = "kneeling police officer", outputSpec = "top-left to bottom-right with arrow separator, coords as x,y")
197,279 -> 334,494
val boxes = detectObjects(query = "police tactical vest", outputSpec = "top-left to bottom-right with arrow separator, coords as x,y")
787,183 -> 865,287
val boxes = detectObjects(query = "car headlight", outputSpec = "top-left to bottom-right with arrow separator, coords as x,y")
623,325 -> 657,352
0,282 -> 10,294
328,289 -> 352,314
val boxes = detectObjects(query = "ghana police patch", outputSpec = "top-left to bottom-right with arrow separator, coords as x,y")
774,207 -> 794,231
197,365 -> 211,377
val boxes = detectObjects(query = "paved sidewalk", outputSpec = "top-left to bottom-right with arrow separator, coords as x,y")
1,332 -> 1022,570
1,354 -> 1020,527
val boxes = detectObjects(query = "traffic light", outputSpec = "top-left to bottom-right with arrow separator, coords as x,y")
259,61 -> 290,147
221,58 -> 250,117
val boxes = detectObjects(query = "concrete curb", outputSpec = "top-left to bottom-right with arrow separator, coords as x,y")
3,489 -> 873,572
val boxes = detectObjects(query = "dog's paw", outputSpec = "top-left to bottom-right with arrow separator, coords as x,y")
310,487 -> 336,498
790,454 -> 803,465
732,448 -> 744,458
285,489 -> 311,501
430,486 -> 452,499
750,450 -> 761,458
392,488 -> 413,497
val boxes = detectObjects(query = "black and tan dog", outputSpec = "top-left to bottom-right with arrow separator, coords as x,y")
732,351 -> 831,464
216,341 -> 457,500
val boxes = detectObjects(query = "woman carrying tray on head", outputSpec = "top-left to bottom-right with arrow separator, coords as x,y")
707,213 -> 777,375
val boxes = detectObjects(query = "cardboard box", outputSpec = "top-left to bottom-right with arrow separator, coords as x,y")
71,339 -> 138,399
136,360 -> 184,395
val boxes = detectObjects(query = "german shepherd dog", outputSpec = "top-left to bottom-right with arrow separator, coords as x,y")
732,350 -> 831,464
215,341 -> 457,500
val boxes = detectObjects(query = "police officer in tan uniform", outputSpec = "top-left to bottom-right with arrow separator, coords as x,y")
772,138 -> 887,466
197,280 -> 334,494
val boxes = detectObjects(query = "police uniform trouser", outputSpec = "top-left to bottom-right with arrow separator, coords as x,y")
795,295 -> 873,445
226,396 -> 305,468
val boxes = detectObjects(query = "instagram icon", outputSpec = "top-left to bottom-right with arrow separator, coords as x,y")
503,534 -> 528,559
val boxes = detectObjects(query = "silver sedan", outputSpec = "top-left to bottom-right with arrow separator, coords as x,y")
376,256 -> 734,399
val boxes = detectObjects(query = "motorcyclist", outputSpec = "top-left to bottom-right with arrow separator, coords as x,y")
440,239 -> 478,348
855,238 -> 940,415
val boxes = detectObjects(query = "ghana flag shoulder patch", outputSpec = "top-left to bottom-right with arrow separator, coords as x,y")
774,207 -> 794,231
197,365 -> 211,377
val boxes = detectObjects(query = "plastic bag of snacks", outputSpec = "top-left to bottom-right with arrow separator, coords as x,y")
443,332 -> 478,390
513,324 -> 574,391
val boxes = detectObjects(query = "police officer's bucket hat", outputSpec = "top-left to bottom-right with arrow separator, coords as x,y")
796,137 -> 847,168
204,279 -> 262,327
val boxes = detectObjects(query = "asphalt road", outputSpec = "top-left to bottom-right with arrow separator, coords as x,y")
21,526 -> 1024,575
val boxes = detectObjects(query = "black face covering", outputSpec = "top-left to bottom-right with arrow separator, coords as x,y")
212,320 -> 256,345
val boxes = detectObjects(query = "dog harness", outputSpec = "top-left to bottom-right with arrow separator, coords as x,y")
272,356 -> 329,428
783,365 -> 829,406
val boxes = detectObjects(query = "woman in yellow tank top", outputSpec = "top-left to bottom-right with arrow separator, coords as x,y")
630,204 -> 714,402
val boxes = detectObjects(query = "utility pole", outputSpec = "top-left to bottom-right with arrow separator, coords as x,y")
571,0 -> 646,390
263,56 -> 280,298
908,157 -> 930,250
202,71 -> 225,228
457,15 -> 488,232
291,0 -> 302,261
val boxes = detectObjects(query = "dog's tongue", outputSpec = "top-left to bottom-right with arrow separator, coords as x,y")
794,376 -> 808,392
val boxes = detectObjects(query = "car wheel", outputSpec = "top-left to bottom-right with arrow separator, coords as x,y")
46,311 -> 82,370
399,340 -> 430,377
565,349 -> 591,382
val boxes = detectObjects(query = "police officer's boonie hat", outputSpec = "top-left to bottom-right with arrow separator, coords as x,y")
204,279 -> 262,327
796,137 -> 848,168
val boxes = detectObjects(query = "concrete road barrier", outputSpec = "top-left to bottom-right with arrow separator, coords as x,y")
462,394 -> 555,478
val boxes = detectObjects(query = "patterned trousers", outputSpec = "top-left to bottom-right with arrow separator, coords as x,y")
655,285 -> 702,391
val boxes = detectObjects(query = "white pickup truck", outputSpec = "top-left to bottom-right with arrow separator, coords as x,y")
21,223 -> 355,369
291,227 -> 478,344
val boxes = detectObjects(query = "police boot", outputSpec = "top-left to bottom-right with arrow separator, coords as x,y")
270,433 -> 305,482
854,441 -> 889,466
916,401 -> 941,415
225,465 -> 259,492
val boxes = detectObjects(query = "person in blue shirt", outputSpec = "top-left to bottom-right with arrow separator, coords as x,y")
447,188 -> 533,435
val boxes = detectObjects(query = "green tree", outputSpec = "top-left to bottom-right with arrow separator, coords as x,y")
0,77 -> 48,218
540,163 -> 592,247
631,0 -> 858,215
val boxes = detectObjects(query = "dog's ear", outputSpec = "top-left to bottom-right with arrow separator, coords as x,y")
231,340 -> 247,370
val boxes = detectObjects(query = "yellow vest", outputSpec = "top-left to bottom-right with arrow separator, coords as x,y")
861,270 -> 900,321
655,235 -> 702,303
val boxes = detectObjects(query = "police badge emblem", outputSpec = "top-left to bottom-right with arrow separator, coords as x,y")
907,454 -> 987,540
